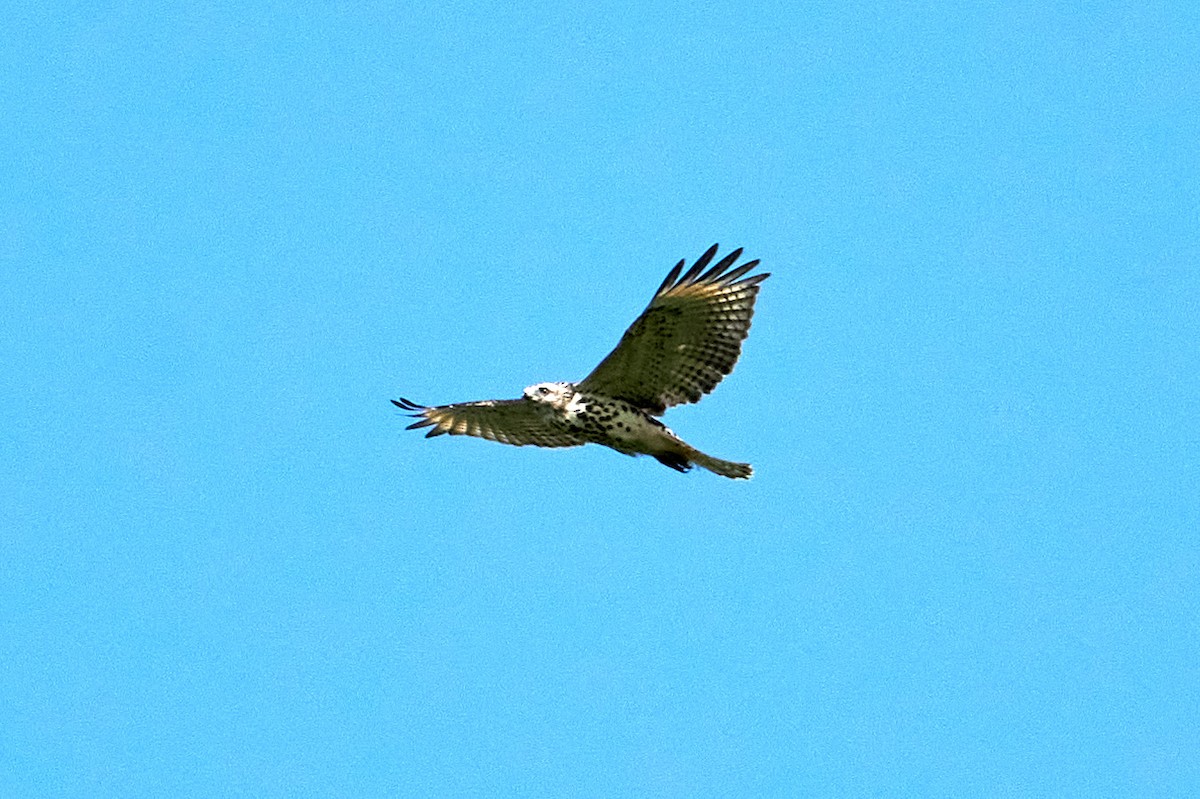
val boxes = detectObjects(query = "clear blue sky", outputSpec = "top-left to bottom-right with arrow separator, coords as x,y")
3,2 -> 1198,796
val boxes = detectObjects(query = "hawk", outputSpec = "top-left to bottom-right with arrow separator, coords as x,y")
393,244 -> 769,478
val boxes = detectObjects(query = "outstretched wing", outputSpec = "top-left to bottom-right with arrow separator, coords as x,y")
577,244 -> 769,414
391,397 -> 585,448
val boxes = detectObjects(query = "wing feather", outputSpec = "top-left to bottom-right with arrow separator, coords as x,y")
654,259 -> 686,296
678,243 -> 719,284
697,247 -> 743,283
577,244 -> 768,414
391,397 -> 585,448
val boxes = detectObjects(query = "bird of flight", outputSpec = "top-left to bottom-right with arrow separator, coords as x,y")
393,244 -> 769,478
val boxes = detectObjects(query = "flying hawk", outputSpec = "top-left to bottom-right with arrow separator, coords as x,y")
393,244 -> 769,478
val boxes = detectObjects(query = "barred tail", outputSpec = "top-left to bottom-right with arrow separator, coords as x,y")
657,442 -> 753,479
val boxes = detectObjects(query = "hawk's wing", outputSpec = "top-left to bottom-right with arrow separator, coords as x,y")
577,244 -> 769,414
391,397 -> 585,448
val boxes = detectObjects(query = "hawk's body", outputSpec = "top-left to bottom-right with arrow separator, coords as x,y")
393,244 -> 768,478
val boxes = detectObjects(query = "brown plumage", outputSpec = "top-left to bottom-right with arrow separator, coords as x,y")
577,243 -> 768,414
393,244 -> 768,478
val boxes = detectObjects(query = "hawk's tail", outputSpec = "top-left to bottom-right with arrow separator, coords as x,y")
663,443 -> 753,479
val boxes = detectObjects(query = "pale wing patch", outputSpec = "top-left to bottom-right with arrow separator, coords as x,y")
392,397 -> 585,449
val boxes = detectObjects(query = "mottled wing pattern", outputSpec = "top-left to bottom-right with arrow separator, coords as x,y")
391,397 -> 585,448
577,244 -> 769,414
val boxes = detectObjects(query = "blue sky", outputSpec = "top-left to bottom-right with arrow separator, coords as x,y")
3,1 -> 1198,795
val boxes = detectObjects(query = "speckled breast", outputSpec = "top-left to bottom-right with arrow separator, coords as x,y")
571,395 -> 667,449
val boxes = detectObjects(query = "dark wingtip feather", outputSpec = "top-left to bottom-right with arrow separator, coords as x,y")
655,259 -> 686,295
697,247 -> 744,283
392,397 -> 427,411
679,243 -> 720,285
717,260 -> 761,285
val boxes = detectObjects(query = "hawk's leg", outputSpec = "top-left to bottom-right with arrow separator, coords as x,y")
653,451 -> 692,473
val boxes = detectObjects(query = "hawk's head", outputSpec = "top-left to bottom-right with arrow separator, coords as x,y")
523,381 -> 574,408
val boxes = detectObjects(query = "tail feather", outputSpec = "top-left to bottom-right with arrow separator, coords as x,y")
676,443 -> 753,479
